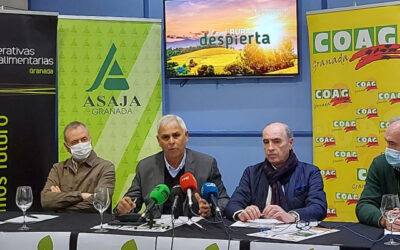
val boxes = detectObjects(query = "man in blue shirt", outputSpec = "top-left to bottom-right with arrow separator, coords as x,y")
225,122 -> 327,223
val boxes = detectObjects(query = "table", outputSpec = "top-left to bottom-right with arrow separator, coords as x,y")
0,211 -> 394,250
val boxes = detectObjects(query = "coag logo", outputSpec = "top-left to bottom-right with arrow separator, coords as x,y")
87,43 -> 129,92
356,108 -> 378,119
336,192 -> 359,205
314,89 -> 351,106
334,151 -> 358,163
320,169 -> 337,180
378,92 -> 400,104
312,25 -> 397,54
315,137 -> 335,147
333,120 -> 357,132
83,44 -> 141,115
326,208 -> 337,218
380,121 -> 389,129
357,168 -> 368,181
355,81 -> 377,91
356,136 -> 378,147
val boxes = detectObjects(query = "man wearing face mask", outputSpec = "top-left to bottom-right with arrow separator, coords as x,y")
356,117 -> 400,230
41,121 -> 115,212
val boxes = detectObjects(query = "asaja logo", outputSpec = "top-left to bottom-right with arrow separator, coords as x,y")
334,151 -> 358,163
87,43 -> 129,92
357,168 -> 368,181
378,92 -> 400,105
336,192 -> 359,205
333,120 -> 357,132
320,169 -> 337,180
83,43 -> 141,115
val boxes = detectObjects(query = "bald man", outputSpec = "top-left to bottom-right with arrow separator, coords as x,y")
225,122 -> 327,223
356,117 -> 400,231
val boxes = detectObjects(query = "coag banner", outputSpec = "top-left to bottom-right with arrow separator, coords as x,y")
307,2 -> 400,222
57,16 -> 162,208
0,11 -> 57,211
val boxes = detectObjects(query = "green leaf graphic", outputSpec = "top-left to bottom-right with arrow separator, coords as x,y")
121,239 -> 138,250
37,235 -> 53,250
205,243 -> 219,250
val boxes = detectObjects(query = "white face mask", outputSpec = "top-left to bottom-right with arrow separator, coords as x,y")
68,141 -> 92,160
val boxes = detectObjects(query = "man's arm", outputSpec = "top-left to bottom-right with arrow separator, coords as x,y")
224,167 -> 253,220
356,159 -> 384,227
114,163 -> 144,214
41,165 -> 83,211
67,162 -> 116,212
290,167 -> 327,221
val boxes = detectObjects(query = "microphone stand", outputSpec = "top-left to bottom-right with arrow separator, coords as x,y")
147,211 -> 155,229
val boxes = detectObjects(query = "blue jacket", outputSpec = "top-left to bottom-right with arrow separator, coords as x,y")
225,161 -> 327,221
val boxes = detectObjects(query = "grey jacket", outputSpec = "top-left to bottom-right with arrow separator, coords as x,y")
118,148 -> 229,216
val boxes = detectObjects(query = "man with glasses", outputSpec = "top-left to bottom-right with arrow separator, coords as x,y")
41,121 -> 115,212
225,122 -> 327,223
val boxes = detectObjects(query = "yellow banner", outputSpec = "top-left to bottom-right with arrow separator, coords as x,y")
307,3 -> 400,222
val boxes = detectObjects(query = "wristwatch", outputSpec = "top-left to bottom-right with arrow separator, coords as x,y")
288,211 -> 300,223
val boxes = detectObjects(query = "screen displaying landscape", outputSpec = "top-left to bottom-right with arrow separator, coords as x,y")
164,0 -> 298,78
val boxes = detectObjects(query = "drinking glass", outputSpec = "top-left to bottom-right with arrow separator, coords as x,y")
380,194 -> 400,246
93,187 -> 110,233
15,186 -> 33,231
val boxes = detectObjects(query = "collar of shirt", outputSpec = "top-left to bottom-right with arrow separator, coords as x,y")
164,149 -> 186,178
66,151 -> 96,173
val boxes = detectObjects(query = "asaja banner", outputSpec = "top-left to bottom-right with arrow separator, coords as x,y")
307,2 -> 400,222
57,16 -> 162,208
0,11 -> 57,211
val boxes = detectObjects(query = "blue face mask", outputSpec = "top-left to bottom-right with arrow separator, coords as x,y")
385,148 -> 400,168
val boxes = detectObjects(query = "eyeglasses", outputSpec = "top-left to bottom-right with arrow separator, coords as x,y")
296,220 -> 318,230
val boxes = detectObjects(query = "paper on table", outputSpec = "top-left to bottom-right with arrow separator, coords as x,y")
231,218 -> 284,228
248,224 -> 340,242
2,214 -> 58,224
384,229 -> 400,235
92,215 -> 203,232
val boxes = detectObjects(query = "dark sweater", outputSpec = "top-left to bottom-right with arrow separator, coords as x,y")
356,154 -> 400,227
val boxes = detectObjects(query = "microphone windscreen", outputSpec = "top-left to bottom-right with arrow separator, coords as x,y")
170,184 -> 184,201
150,184 -> 171,205
180,173 -> 197,193
201,182 -> 219,203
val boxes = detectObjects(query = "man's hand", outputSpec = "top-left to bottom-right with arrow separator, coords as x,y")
116,197 -> 136,215
194,193 -> 211,218
50,186 -> 61,192
262,205 -> 296,223
81,193 -> 92,199
381,210 -> 400,232
238,205 -> 261,222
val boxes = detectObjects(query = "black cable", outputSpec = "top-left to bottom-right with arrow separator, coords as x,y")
331,224 -> 387,242
170,213 -> 175,250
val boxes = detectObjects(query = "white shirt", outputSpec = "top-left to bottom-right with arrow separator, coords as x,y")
164,150 -> 186,178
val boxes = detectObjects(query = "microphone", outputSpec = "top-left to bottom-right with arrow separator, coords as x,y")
141,184 -> 170,219
180,173 -> 197,209
201,182 -> 222,217
170,185 -> 184,219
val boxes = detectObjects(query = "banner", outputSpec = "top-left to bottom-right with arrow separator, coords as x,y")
0,232 -> 70,250
0,11 -> 57,211
307,2 -> 400,221
57,16 -> 162,208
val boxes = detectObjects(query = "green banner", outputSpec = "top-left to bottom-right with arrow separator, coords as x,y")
57,17 -> 162,208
